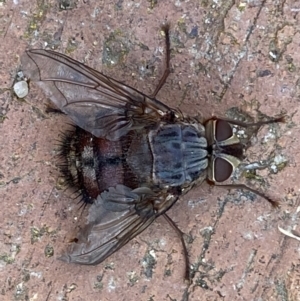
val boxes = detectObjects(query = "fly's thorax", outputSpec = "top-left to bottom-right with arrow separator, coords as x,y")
148,123 -> 208,187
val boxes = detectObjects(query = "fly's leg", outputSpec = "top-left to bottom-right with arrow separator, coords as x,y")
208,115 -> 285,127
207,180 -> 280,208
149,23 -> 171,99
163,213 -> 191,281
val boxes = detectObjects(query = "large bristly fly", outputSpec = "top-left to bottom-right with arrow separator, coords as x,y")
21,24 -> 283,280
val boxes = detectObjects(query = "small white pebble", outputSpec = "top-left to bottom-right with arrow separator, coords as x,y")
13,81 -> 28,98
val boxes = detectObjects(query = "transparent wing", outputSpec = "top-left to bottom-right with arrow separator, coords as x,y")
59,185 -> 159,265
21,49 -> 174,140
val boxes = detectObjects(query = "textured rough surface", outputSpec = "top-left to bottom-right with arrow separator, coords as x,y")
1,0 -> 300,300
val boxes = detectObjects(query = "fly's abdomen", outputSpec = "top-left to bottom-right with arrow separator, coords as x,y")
60,126 -> 139,203
150,124 -> 208,186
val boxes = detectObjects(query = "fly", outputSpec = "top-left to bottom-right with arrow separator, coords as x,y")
21,24 -> 284,280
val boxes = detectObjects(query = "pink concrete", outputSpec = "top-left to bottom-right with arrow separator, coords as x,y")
1,0 -> 299,300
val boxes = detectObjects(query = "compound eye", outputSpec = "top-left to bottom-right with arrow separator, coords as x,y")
216,120 -> 233,142
214,157 -> 233,182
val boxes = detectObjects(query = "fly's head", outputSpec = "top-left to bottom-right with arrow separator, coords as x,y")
205,118 -> 244,184
203,115 -> 284,207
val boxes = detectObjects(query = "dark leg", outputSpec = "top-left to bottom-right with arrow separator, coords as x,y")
207,115 -> 285,128
207,180 -> 280,208
45,105 -> 65,114
149,24 -> 171,98
163,213 -> 190,281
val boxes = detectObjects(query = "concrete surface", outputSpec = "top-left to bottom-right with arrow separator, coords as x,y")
1,0 -> 300,300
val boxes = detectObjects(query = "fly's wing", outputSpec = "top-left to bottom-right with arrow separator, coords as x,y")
59,185 -> 159,265
21,49 -> 175,140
